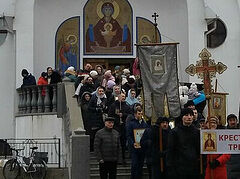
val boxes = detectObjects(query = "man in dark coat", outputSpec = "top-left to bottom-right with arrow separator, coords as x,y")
226,114 -> 240,179
108,92 -> 132,163
141,117 -> 171,179
47,67 -> 62,84
126,107 -> 148,179
166,108 -> 200,179
94,117 -> 122,179
21,69 -> 36,87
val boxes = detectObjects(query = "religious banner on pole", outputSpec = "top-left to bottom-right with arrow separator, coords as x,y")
209,92 -> 228,126
201,129 -> 240,154
137,43 -> 181,119
185,48 -> 227,119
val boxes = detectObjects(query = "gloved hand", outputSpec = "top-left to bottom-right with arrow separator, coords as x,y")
209,159 -> 220,169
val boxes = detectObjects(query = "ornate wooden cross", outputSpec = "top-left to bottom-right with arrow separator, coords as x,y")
185,48 -> 227,97
152,12 -> 159,43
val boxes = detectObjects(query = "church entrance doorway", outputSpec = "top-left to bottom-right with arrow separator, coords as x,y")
84,58 -> 134,72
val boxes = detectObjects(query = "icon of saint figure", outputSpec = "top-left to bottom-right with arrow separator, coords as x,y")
86,2 -> 131,53
154,60 -> 163,71
204,133 -> 215,151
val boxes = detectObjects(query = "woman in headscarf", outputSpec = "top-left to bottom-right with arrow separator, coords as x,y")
80,92 -> 92,135
126,88 -> 139,106
88,86 -> 107,151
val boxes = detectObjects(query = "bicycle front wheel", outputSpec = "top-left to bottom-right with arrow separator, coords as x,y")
30,159 -> 47,179
3,159 -> 20,179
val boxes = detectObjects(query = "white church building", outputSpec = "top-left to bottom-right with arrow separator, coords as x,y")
0,0 -> 240,139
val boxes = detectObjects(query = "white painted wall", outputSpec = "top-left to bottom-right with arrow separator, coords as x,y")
0,0 -> 16,16
16,115 -> 63,139
0,33 -> 15,138
0,0 -> 16,138
188,0 -> 240,116
14,0 -> 35,88
33,0 -> 189,81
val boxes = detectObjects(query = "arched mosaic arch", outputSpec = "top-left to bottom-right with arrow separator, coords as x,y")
83,0 -> 133,55
55,16 -> 80,73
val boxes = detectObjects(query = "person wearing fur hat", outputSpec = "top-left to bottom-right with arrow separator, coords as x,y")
21,69 -> 36,87
141,117 -> 171,179
166,108 -> 200,179
94,116 -> 122,179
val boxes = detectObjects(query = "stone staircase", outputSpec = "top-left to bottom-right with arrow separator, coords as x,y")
90,152 -> 149,179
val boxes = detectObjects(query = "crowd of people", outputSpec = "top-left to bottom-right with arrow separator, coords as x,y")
21,63 -> 240,179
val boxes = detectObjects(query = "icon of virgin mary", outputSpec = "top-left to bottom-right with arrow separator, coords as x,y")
86,1 -> 131,53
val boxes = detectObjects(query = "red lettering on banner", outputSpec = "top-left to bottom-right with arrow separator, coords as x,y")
224,135 -> 228,140
233,144 -> 238,150
229,135 -> 233,141
219,135 -> 224,141
228,144 -> 233,150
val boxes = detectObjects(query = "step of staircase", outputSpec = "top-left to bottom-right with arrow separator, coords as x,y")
90,152 -> 149,179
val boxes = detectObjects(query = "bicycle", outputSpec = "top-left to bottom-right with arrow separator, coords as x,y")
3,146 -> 47,179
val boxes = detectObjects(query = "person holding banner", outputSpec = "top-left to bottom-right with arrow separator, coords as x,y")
166,108 -> 200,179
140,116 -> 171,179
126,107 -> 148,179
205,117 -> 231,179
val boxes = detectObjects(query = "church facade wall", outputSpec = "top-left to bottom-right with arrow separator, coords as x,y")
33,0 -> 189,81
0,0 -> 16,138
187,0 -> 240,115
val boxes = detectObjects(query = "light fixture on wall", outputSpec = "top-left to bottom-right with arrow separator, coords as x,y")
0,14 -> 14,46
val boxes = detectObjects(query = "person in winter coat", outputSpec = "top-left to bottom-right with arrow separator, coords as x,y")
37,72 -> 48,96
47,67 -> 62,84
166,108 -> 200,179
205,116 -> 231,179
108,92 -> 132,163
79,76 -> 95,99
95,64 -> 104,87
94,117 -> 122,179
88,86 -> 107,151
101,70 -> 115,88
21,69 -> 36,87
126,107 -> 149,179
226,114 -> 240,179
64,66 -> 77,83
80,92 -> 92,134
140,117 -> 171,179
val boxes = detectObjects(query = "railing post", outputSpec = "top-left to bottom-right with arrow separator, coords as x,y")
37,86 -> 44,113
44,86 -> 51,112
31,86 -> 37,113
22,88 -> 27,114
58,138 -> 61,168
26,87 -> 32,113
52,85 -> 57,112
17,89 -> 23,114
